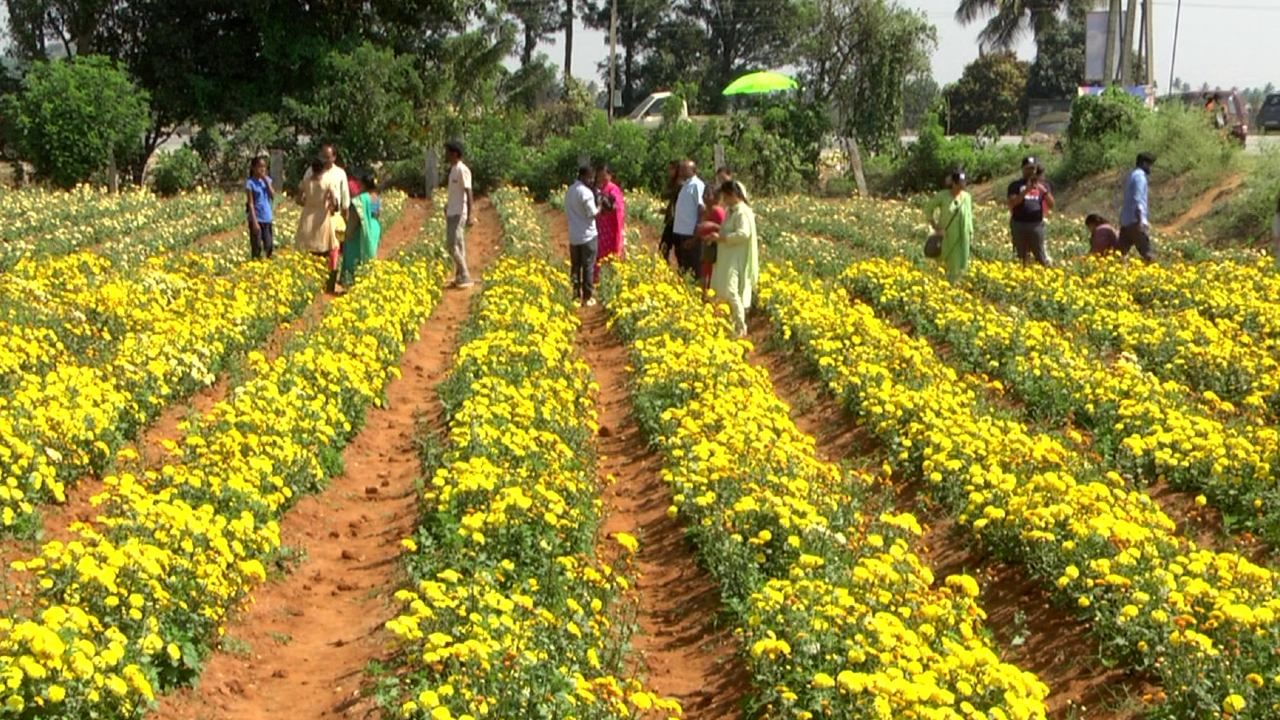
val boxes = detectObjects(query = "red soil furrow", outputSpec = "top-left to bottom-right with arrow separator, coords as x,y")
538,203 -> 750,719
584,305 -> 751,719
745,314 -> 1154,719
150,198 -> 499,720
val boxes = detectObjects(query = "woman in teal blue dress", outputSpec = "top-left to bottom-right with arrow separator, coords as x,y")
925,171 -> 974,283
340,171 -> 382,288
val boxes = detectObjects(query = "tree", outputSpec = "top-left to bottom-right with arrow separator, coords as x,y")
284,43 -> 425,170
562,0 -> 574,84
678,0 -> 808,111
796,0 -> 936,149
3,55 -> 150,187
943,51 -> 1029,134
1026,17 -> 1083,99
954,0 -> 1091,50
583,0 -> 669,110
902,74 -> 941,131
505,0 -> 561,68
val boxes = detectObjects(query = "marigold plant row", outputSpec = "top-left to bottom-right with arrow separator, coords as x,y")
385,189 -> 677,719
0,196 -> 405,534
757,260 -> 1280,719
601,252 -> 1049,720
0,212 -> 443,718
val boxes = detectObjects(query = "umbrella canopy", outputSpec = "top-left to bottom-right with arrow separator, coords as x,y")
722,71 -> 798,96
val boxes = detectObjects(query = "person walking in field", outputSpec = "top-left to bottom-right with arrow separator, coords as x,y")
245,156 -> 275,260
672,160 -> 706,276
302,143 -> 350,217
1085,214 -> 1119,256
565,166 -> 600,307
1119,152 -> 1155,262
706,180 -> 759,337
659,161 -> 682,264
927,171 -> 974,284
444,140 -> 476,288
295,158 -> 341,292
340,170 -> 382,287
593,165 -> 625,283
1008,156 -> 1054,266
695,184 -> 725,299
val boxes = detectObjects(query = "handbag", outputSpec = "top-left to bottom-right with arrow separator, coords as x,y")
924,203 -> 960,259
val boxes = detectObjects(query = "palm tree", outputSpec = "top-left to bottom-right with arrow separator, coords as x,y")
955,0 -> 1091,50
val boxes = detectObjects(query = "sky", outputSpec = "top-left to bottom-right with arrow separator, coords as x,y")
529,0 -> 1280,106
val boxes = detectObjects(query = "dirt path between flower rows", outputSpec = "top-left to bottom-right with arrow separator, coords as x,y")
745,311 -> 1152,719
538,204 -> 751,719
150,199 -> 498,720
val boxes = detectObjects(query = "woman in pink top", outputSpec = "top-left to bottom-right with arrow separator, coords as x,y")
594,165 -> 626,283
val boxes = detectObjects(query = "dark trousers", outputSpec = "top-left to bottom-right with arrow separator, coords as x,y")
1118,223 -> 1153,262
660,221 -> 676,264
570,239 -> 598,302
673,233 -> 701,275
250,221 -> 274,259
1010,221 -> 1048,265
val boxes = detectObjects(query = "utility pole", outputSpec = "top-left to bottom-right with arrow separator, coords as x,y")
1119,0 -> 1139,84
1104,0 -> 1121,83
1143,0 -> 1155,86
1168,0 -> 1184,95
608,0 -> 618,123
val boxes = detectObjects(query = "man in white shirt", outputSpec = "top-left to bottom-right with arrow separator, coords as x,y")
444,140 -> 475,288
564,166 -> 600,306
671,159 -> 705,275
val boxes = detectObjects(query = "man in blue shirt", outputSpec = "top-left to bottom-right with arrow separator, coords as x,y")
671,159 -> 706,275
1119,152 -> 1155,262
564,166 -> 601,306
245,156 -> 275,259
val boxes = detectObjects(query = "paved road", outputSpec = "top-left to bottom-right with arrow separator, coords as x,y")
899,134 -> 1280,155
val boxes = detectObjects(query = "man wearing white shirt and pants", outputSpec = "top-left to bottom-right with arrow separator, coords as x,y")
671,159 -> 705,275
564,166 -> 600,306
444,140 -> 475,288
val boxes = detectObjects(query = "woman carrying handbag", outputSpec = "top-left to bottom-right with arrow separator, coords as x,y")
924,171 -> 974,284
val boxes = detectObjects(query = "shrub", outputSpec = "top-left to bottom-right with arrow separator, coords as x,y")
3,55 -> 151,188
1205,151 -> 1280,244
150,147 -> 203,195
892,112 -> 1047,193
1059,87 -> 1146,182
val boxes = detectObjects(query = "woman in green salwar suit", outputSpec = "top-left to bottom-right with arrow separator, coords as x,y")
340,172 -> 382,288
926,171 -> 974,283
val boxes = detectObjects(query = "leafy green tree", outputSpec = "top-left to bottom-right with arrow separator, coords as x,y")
676,0 -> 808,111
943,51 -> 1029,134
1026,17 -> 1083,99
902,74 -> 941,131
797,0 -> 936,149
504,0 -> 562,68
582,0 -> 670,110
954,0 -> 1091,50
3,55 -> 150,187
284,43 -> 425,170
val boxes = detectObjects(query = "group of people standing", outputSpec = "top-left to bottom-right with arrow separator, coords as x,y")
247,143 -> 384,294
562,159 -> 759,337
660,161 -> 759,336
925,151 -> 1159,284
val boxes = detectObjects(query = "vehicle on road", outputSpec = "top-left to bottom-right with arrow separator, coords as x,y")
1168,90 -> 1249,143
625,92 -> 721,131
1258,94 -> 1280,135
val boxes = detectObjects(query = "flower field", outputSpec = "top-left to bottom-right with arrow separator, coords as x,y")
6,182 -> 1280,720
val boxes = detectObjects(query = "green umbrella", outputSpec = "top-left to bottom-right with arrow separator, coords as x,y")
722,71 -> 799,96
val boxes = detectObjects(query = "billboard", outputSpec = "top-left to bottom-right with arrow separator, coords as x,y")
1085,10 -> 1123,83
